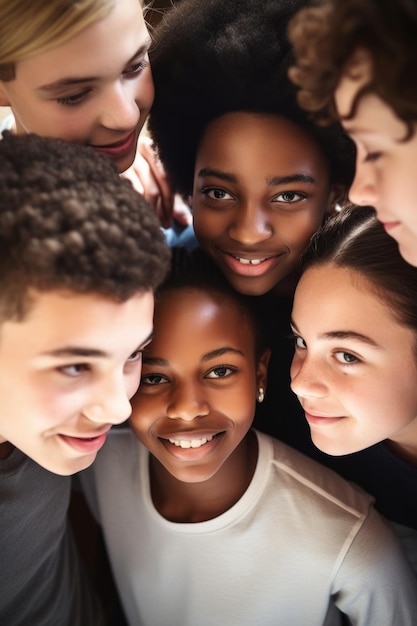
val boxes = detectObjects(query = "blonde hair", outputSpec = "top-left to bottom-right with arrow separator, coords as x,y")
0,0 -> 114,80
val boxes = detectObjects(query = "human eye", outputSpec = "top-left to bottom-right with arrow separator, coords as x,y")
122,56 -> 150,77
290,333 -> 307,350
273,191 -> 306,204
58,363 -> 90,377
140,373 -> 168,386
201,187 -> 234,201
56,89 -> 91,107
363,151 -> 382,163
127,349 -> 143,363
206,365 -> 237,379
334,351 -> 360,364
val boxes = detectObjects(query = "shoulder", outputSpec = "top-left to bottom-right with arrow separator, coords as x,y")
257,430 -> 374,519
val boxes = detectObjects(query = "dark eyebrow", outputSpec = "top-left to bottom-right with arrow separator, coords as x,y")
142,356 -> 168,366
320,331 -> 380,347
267,173 -> 316,186
42,330 -> 154,359
202,347 -> 245,362
197,168 -> 316,187
42,347 -> 109,358
290,319 -> 380,347
197,168 -> 236,184
37,41 -> 151,92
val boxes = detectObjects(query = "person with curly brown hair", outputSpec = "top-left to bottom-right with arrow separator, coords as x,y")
288,0 -> 417,266
0,131 -> 169,625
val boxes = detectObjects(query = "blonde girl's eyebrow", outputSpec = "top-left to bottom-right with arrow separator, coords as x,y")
38,41 -> 152,92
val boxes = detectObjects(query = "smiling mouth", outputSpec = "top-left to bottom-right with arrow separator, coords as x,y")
167,434 -> 214,449
233,256 -> 267,265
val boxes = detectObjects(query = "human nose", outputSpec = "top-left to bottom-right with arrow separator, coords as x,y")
290,352 -> 328,399
348,157 -> 379,207
227,202 -> 272,246
99,82 -> 140,131
166,381 -> 210,422
83,372 -> 133,425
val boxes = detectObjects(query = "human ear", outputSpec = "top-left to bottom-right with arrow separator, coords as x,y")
325,184 -> 347,216
256,347 -> 271,395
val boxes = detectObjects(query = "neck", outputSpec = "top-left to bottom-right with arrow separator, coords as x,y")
387,419 -> 417,468
150,430 -> 258,523
0,440 -> 15,460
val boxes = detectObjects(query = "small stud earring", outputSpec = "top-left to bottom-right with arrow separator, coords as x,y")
257,387 -> 265,403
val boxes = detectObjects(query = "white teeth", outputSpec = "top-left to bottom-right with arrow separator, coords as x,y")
168,435 -> 214,449
235,257 -> 265,265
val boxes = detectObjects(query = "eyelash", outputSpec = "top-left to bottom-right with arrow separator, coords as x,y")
201,187 -> 233,201
141,373 -> 168,386
289,332 -> 306,349
127,350 -> 143,363
201,188 -> 306,205
272,191 -> 306,203
364,151 -> 382,163
123,59 -> 149,76
140,364 -> 238,386
206,365 -> 237,379
290,333 -> 361,366
58,363 -> 90,378
57,59 -> 149,107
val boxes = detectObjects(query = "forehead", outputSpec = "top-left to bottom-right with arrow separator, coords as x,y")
151,287 -> 255,351
334,50 -> 373,119
294,264 -> 396,329
0,289 -> 154,349
14,0 -> 148,83
196,111 -> 330,175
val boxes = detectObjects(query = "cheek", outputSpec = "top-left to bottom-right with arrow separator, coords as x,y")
136,68 -> 154,113
126,373 -> 142,400
130,392 -> 160,427
272,209 -> 326,251
193,210 -> 225,244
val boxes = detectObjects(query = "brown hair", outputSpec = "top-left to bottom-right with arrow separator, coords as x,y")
288,0 -> 417,136
300,205 -> 417,333
0,132 -> 170,320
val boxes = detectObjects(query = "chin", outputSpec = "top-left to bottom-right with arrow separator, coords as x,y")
228,278 -> 276,297
399,244 -> 417,267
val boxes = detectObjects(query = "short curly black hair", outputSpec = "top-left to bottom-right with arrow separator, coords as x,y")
288,0 -> 417,134
149,0 -> 355,198
0,132 -> 170,320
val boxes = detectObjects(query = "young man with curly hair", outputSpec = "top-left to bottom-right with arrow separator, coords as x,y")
0,132 -> 169,624
288,0 -> 417,266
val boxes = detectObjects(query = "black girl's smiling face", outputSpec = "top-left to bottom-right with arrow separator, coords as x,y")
131,286 -> 269,484
192,111 -> 335,296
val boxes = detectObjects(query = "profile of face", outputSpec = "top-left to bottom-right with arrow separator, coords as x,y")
290,264 -> 417,456
0,289 -> 154,475
192,111 -> 335,296
130,287 -> 269,484
335,51 -> 417,266
0,0 -> 153,173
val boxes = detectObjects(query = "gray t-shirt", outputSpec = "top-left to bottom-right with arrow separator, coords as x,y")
1,447 -> 103,625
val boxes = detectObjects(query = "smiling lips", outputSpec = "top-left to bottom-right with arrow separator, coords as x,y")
89,130 -> 137,159
304,411 -> 345,426
221,250 -> 283,277
168,434 -> 214,449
